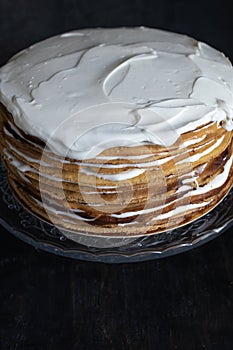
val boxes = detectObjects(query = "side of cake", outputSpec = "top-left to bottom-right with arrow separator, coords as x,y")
0,27 -> 233,236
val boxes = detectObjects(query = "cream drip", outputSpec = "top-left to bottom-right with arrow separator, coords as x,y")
0,27 -> 233,160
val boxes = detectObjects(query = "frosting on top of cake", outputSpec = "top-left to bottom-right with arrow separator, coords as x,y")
0,27 -> 233,159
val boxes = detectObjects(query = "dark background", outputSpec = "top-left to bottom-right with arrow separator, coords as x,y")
1,0 -> 233,349
0,0 -> 233,66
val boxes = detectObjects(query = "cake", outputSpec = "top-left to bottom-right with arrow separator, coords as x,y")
0,27 -> 233,237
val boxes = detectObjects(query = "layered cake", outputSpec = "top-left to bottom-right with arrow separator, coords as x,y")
0,27 -> 233,237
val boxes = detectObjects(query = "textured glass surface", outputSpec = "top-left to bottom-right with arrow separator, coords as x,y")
1,161 -> 233,263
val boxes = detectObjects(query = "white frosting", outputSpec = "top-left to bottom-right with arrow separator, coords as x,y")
18,151 -> 232,225
0,27 -> 233,160
111,153 -> 233,220
177,135 -> 224,163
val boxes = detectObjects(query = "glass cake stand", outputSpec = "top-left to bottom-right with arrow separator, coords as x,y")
0,161 -> 233,263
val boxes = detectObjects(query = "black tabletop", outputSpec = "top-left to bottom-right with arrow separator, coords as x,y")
1,225 -> 233,350
1,0 -> 233,348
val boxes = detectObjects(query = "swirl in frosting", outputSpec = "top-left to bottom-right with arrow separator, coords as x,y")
0,27 -> 233,159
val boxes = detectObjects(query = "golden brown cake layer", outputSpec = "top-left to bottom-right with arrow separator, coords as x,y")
1,103 -> 233,237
